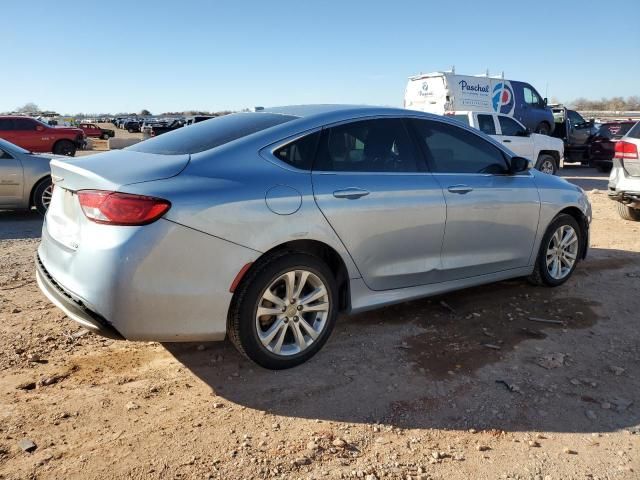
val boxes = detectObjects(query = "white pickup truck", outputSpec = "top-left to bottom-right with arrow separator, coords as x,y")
450,111 -> 565,175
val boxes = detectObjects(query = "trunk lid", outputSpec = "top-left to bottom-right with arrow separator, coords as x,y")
46,150 -> 189,250
50,149 -> 190,191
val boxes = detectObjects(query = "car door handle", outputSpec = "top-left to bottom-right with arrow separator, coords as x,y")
503,139 -> 512,143
333,188 -> 370,199
447,185 -> 473,194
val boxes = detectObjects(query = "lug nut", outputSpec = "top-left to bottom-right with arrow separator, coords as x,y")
297,305 -> 303,311
293,316 -> 299,322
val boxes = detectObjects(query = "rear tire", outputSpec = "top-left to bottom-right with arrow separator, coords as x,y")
228,252 -> 338,369
616,202 -> 640,221
32,178 -> 53,215
535,154 -> 557,175
52,139 -> 76,156
528,214 -> 581,287
101,133 -> 110,140
535,122 -> 551,135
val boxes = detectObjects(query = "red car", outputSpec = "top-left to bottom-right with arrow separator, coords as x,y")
0,116 -> 85,156
77,123 -> 115,140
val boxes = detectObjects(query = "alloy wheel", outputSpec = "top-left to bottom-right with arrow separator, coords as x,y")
255,270 -> 330,356
41,184 -> 54,210
540,159 -> 555,174
545,225 -> 578,280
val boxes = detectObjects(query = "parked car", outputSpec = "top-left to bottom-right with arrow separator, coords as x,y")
0,137 -> 60,214
587,121 -> 637,172
185,115 -> 214,126
450,111 -> 564,174
0,116 -> 85,156
608,121 -> 640,221
36,105 -> 591,369
405,70 -> 555,134
150,119 -> 184,136
78,123 -> 115,140
123,120 -> 141,133
549,105 -> 597,165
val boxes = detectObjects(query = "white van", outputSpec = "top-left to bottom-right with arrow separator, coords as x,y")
405,71 -> 555,134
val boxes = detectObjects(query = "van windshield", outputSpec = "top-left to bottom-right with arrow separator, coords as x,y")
128,112 -> 298,155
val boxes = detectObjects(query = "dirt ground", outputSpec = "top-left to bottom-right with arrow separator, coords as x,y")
0,166 -> 638,480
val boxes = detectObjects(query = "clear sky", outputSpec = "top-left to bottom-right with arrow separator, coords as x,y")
2,0 -> 639,114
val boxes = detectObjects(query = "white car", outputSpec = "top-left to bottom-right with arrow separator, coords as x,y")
608,121 -> 640,221
451,111 -> 565,174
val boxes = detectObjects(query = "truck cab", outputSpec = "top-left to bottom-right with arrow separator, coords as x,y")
450,111 -> 564,174
550,105 -> 596,163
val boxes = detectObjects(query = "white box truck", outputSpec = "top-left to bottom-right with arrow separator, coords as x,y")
405,70 -> 555,135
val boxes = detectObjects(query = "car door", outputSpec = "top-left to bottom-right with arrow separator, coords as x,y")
496,115 -> 535,160
409,118 -> 540,281
312,117 -> 446,291
13,117 -> 46,151
0,147 -> 24,206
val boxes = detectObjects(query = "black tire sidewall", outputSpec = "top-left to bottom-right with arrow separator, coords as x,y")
536,154 -> 556,175
536,214 -> 581,286
233,253 -> 338,369
53,140 -> 76,156
33,178 -> 52,215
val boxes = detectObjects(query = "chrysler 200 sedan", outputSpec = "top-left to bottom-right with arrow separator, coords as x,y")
36,105 -> 591,369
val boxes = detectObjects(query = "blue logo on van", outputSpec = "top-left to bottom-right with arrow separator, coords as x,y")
492,82 -> 514,114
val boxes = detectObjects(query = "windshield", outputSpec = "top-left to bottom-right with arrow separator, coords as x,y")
128,112 -> 298,155
0,137 -> 31,154
597,123 -> 635,139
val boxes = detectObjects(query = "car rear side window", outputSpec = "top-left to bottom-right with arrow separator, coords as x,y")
314,118 -> 420,172
477,114 -> 496,135
411,119 -> 508,174
128,112 -> 298,155
273,131 -> 320,170
0,119 -> 13,130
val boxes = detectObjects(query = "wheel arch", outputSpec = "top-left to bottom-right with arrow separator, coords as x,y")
234,239 -> 352,312
29,175 -> 52,208
538,150 -> 560,163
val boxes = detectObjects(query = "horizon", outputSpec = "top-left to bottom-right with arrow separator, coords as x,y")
3,0 -> 639,113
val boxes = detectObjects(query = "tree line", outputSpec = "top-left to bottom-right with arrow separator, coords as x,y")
568,96 -> 640,111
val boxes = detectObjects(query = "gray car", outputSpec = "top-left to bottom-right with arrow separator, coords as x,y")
36,105 -> 591,369
0,138 -> 55,214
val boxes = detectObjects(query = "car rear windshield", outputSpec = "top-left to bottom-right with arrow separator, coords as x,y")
597,123 -> 635,139
127,112 -> 298,155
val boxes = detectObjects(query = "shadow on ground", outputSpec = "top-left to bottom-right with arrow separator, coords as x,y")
559,164 -> 609,192
165,248 -> 640,434
0,210 -> 43,240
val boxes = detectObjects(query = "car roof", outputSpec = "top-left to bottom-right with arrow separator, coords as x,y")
264,104 -> 412,119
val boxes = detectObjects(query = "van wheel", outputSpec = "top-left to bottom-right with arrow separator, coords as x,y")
535,154 -> 557,175
616,202 -> 640,221
535,122 -> 551,135
528,214 -> 581,287
228,252 -> 338,369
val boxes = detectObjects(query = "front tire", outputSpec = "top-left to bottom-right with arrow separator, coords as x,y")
535,154 -> 557,175
616,202 -> 640,221
228,252 -> 338,369
32,178 -> 53,215
52,140 -> 76,156
529,214 -> 581,287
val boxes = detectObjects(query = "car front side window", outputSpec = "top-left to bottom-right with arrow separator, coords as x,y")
499,116 -> 526,136
477,114 -> 496,135
411,119 -> 509,174
314,118 -> 420,173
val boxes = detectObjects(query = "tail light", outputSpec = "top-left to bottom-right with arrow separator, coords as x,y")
77,190 -> 171,226
614,141 -> 639,160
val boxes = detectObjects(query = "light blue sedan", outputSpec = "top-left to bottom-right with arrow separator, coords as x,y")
36,105 -> 591,369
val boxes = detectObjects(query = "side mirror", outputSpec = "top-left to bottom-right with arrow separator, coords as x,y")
35,125 -> 45,132
510,156 -> 532,173
517,128 -> 531,137
543,97 -> 548,106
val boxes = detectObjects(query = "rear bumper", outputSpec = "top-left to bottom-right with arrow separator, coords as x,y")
35,254 -> 124,339
37,217 -> 259,342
